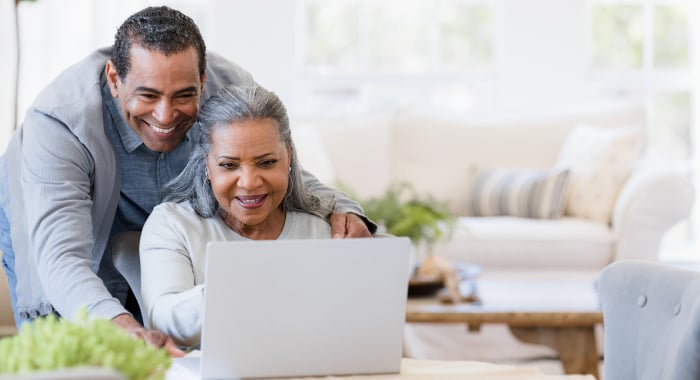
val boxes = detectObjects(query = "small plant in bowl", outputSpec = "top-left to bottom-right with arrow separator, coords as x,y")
359,182 -> 456,252
0,308 -> 171,379
347,182 -> 476,303
345,182 -> 456,272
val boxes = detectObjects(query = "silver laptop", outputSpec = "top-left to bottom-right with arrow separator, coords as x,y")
174,237 -> 411,380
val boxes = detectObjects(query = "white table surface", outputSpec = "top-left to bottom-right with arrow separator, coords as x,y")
166,357 -> 596,380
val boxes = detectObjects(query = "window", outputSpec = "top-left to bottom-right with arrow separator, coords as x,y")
299,0 -> 497,115
589,0 -> 697,256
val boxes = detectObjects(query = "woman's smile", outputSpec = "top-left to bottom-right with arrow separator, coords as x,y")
236,195 -> 268,209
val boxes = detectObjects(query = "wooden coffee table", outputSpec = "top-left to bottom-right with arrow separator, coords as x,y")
405,271 -> 603,379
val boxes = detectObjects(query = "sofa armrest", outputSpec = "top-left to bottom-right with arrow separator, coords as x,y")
611,162 -> 694,261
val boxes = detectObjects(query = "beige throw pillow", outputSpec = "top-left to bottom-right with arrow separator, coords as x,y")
469,168 -> 571,219
555,125 -> 644,224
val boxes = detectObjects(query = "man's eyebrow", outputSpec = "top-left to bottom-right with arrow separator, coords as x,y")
133,86 -> 199,95
174,87 -> 199,95
134,86 -> 161,94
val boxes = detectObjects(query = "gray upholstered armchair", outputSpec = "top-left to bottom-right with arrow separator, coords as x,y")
599,260 -> 700,379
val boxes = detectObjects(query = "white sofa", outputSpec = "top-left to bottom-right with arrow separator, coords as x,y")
293,101 -> 694,271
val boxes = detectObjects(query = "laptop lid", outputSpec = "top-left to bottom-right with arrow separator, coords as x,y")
198,237 -> 411,380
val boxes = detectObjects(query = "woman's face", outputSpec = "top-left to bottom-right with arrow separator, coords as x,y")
206,118 -> 291,237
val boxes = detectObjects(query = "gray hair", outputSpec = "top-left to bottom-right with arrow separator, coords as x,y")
164,85 -> 335,220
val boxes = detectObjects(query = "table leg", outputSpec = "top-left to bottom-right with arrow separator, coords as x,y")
509,326 -> 599,379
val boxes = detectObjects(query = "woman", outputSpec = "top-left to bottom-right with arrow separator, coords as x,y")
139,85 -> 335,347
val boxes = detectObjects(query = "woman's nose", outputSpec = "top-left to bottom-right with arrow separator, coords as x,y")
238,167 -> 262,189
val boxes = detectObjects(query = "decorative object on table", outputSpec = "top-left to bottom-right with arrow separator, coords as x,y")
0,308 -> 171,380
349,182 -> 475,303
411,256 -> 479,304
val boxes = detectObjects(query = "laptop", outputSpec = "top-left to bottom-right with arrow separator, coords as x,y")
174,237 -> 411,380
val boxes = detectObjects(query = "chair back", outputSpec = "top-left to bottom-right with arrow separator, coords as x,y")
599,260 -> 700,380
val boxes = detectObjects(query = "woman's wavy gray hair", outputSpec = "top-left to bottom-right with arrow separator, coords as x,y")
164,85 -> 335,219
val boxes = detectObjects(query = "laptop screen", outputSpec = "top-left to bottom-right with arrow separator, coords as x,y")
197,237 -> 411,380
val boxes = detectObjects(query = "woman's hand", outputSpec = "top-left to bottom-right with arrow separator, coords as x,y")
112,313 -> 185,357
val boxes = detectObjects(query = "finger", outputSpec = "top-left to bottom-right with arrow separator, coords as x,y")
129,328 -> 146,340
164,338 -> 186,357
141,330 -> 163,347
329,213 -> 346,239
345,214 -> 371,238
143,330 -> 185,357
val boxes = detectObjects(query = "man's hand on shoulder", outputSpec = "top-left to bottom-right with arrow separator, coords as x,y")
112,313 -> 185,357
330,213 -> 372,239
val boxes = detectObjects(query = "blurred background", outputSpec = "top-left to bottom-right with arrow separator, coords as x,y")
0,0 -> 697,259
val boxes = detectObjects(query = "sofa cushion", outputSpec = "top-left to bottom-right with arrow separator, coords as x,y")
389,114 -> 570,215
392,163 -> 478,215
556,125 -> 644,224
469,168 -> 570,219
435,216 -> 614,270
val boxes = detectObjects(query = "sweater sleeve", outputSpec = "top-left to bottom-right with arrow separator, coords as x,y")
301,169 -> 378,234
140,203 -> 205,348
21,110 -> 126,321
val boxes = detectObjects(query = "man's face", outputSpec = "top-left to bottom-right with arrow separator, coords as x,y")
105,45 -> 205,152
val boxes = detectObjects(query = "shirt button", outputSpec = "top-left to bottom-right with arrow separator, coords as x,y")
637,295 -> 647,307
674,303 -> 682,316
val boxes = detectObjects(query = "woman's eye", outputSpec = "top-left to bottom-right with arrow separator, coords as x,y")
219,162 -> 238,170
258,160 -> 277,168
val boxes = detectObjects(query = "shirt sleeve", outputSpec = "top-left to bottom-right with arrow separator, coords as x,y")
140,204 -> 205,348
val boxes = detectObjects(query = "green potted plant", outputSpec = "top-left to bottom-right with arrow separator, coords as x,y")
344,182 -> 457,279
356,183 -> 476,302
0,309 -> 171,380
360,182 -> 456,249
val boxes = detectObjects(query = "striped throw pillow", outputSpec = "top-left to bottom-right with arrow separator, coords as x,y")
470,168 -> 570,219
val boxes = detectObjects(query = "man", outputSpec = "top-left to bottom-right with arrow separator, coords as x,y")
0,6 -> 374,354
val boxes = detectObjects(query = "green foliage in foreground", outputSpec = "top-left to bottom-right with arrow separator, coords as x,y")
0,309 -> 171,380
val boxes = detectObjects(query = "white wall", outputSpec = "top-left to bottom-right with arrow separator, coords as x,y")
209,0 -> 298,111
497,0 -> 592,110
0,0 -> 17,152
